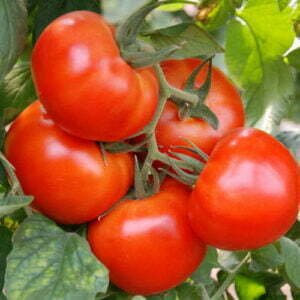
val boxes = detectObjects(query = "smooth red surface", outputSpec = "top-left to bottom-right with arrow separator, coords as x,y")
189,128 -> 299,250
32,11 -> 159,141
298,166 -> 300,206
88,179 -> 206,295
5,101 -> 134,224
156,59 -> 245,156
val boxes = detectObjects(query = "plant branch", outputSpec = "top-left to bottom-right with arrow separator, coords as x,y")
197,282 -> 211,300
169,86 -> 199,105
211,253 -> 251,300
117,0 -> 199,47
134,64 -> 204,188
0,151 -> 32,216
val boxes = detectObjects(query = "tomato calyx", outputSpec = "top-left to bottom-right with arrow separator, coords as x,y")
179,58 -> 219,129
104,59 -> 218,188
105,63 -> 210,190
105,1 -> 223,192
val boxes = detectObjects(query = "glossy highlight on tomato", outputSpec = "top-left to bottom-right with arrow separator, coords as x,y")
189,128 -> 299,250
88,178 -> 206,295
32,11 -> 159,141
5,101 -> 134,224
156,58 -> 245,156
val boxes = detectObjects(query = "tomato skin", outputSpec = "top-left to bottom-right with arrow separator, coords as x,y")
31,11 -> 158,141
156,59 -> 244,156
189,128 -> 299,250
298,166 -> 300,207
5,101 -> 134,224
88,179 -> 206,295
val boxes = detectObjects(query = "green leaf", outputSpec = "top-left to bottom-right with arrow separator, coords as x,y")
250,244 -> 283,272
159,2 -> 185,12
244,60 -> 295,133
33,0 -> 101,41
225,0 -> 296,132
163,290 -> 178,300
145,9 -> 190,32
278,0 -> 290,10
0,152 -> 33,218
280,237 -> 300,288
204,0 -> 236,31
238,0 -> 294,60
0,195 -> 33,218
147,23 -> 223,60
191,247 -> 218,285
241,271 -> 284,297
0,209 -> 27,232
286,221 -> 300,241
4,214 -> 109,300
0,59 -> 36,126
235,274 -> 266,300
218,250 -> 248,271
0,226 -> 12,300
276,131 -> 300,159
286,48 -> 300,71
0,164 -> 9,194
253,271 -> 284,288
26,0 -> 39,12
102,0 -> 148,24
0,0 -> 27,80
225,18 -> 263,89
287,72 -> 300,123
175,282 -> 201,300
226,0 -> 295,88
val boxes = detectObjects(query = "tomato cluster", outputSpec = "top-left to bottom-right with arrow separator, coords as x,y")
4,10 -> 299,296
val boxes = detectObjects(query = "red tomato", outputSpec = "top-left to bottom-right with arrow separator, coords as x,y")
88,179 -> 206,295
156,59 -> 244,156
31,11 -> 159,141
5,101 -> 134,224
298,166 -> 300,207
189,128 -> 299,250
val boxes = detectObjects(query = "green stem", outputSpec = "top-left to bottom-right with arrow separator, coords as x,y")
169,86 -> 199,105
0,152 -> 23,195
211,253 -> 250,300
0,152 -> 32,216
139,64 -> 169,179
141,135 -> 157,178
135,64 -> 171,136
153,63 -> 198,105
197,282 -> 210,300
138,64 -> 200,186
117,0 -> 199,49
154,151 -> 194,170
106,64 -> 205,189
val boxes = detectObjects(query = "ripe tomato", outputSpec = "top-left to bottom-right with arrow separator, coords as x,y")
88,178 -> 206,295
5,101 -> 134,224
156,59 -> 244,156
189,128 -> 299,250
298,166 -> 300,207
31,11 -> 158,141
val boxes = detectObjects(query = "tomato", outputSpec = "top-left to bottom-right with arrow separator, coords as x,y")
156,59 -> 244,156
298,166 -> 300,207
5,101 -> 134,224
189,128 -> 299,250
87,178 -> 206,295
31,11 -> 158,141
